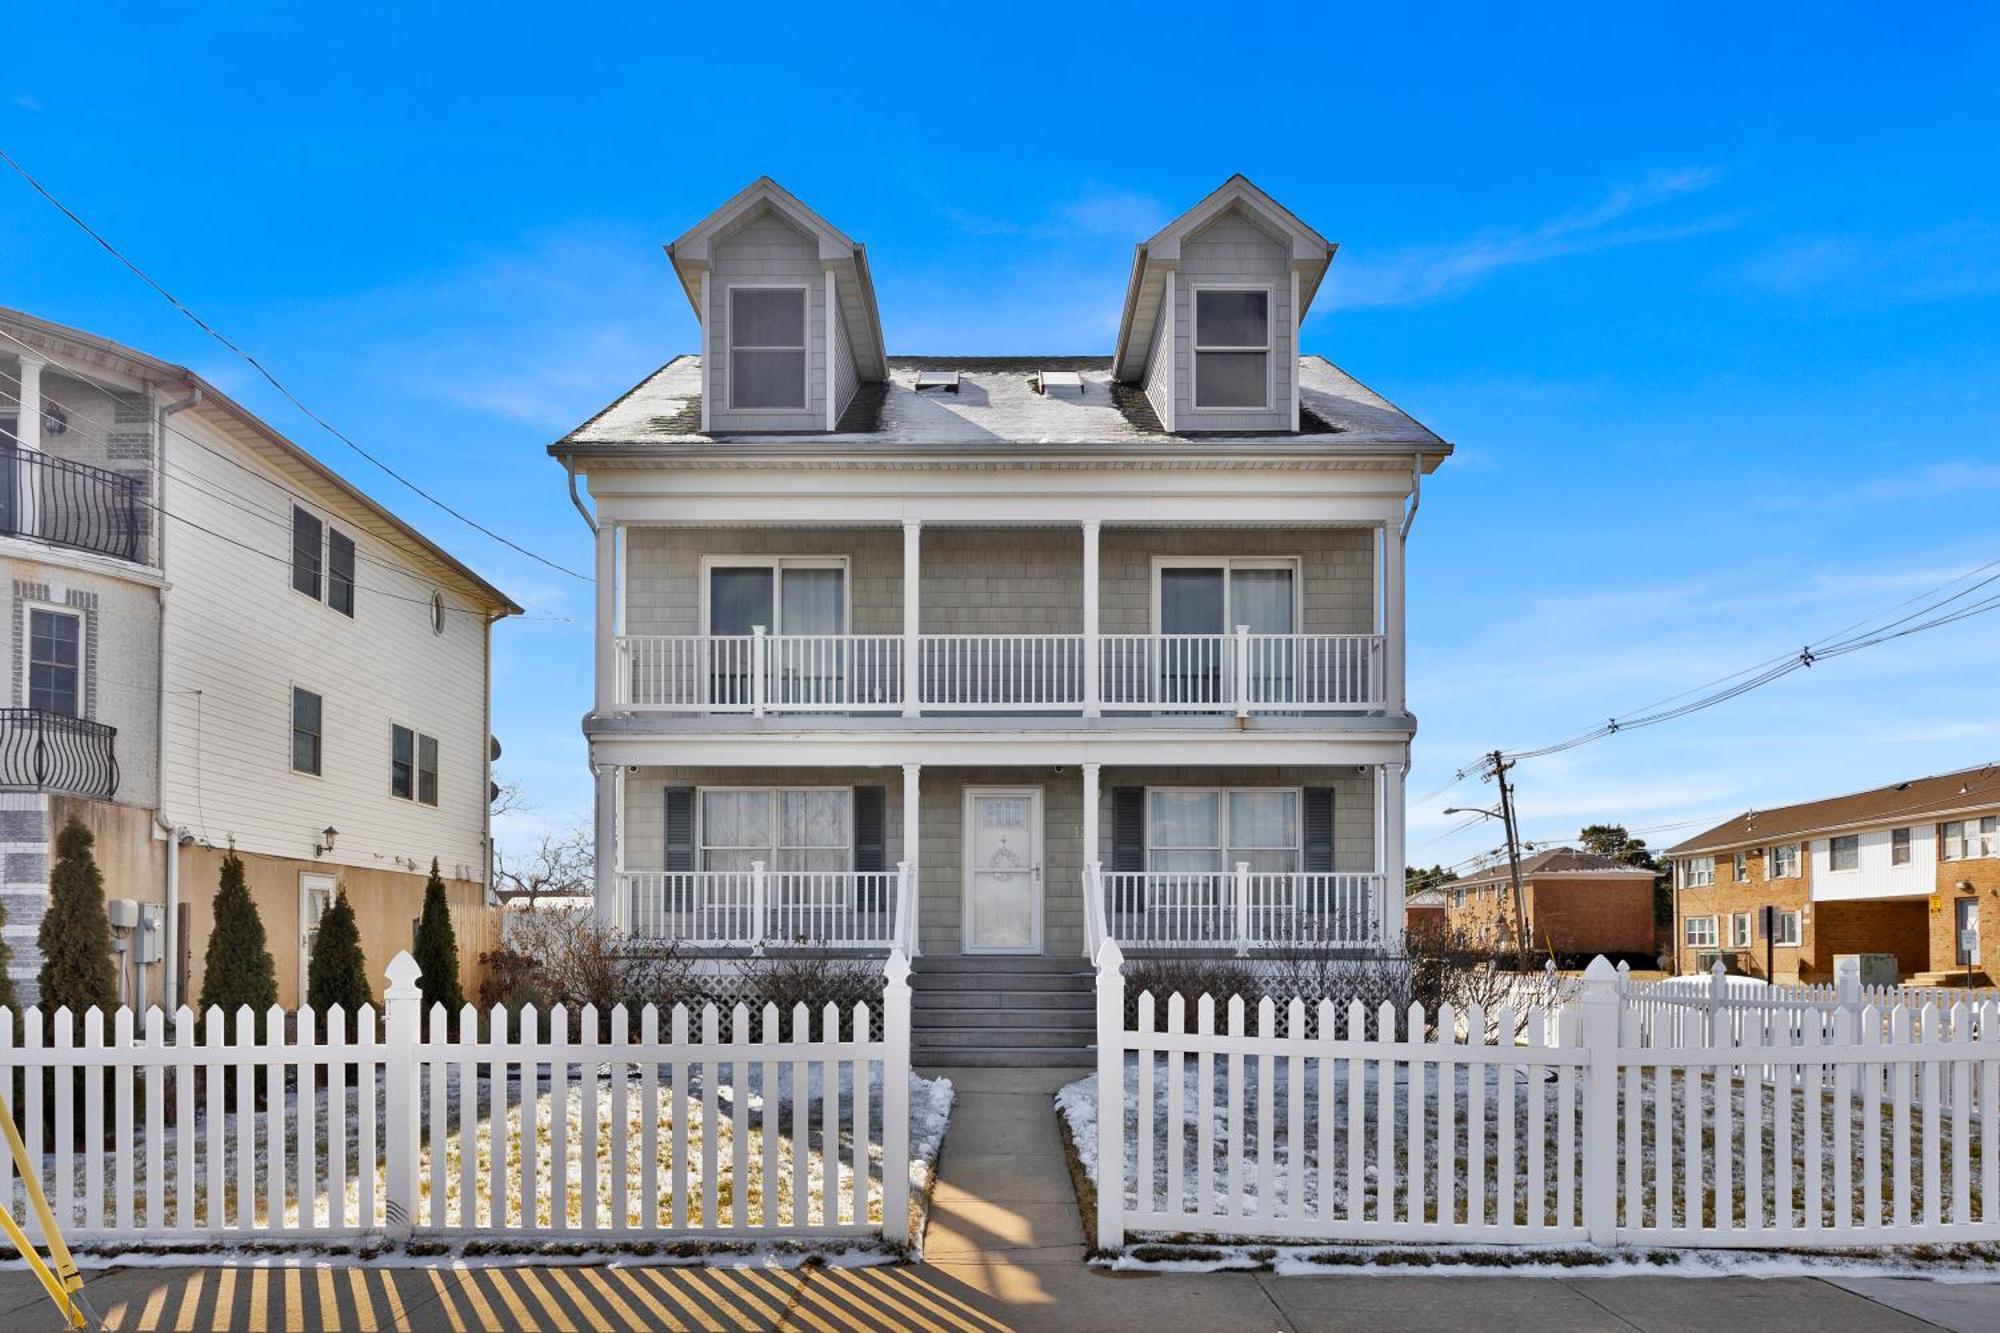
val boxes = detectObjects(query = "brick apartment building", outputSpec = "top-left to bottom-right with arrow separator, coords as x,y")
1666,766 -> 2000,984
1439,847 -> 1658,959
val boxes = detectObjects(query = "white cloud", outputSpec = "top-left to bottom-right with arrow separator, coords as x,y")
1741,222 -> 2000,304
1326,166 -> 1730,310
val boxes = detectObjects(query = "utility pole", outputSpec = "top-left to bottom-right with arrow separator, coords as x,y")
1489,750 -> 1530,970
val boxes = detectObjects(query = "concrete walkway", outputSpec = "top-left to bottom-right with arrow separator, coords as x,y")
6,1067 -> 2000,1329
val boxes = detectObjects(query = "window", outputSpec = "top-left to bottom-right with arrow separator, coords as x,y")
26,606 -> 81,716
1146,788 -> 1300,872
1829,834 -> 1860,871
1193,288 -> 1272,409
1154,558 -> 1298,635
1769,842 -> 1800,878
291,506 -> 322,598
1453,887 -> 1466,909
1729,912 -> 1753,948
1685,856 -> 1714,887
1891,827 -> 1912,865
1733,851 -> 1749,882
1774,910 -> 1802,947
327,530 -> 356,618
417,733 -> 439,807
430,591 -> 447,636
1684,915 -> 1717,947
290,687 -> 322,776
390,724 -> 439,805
728,287 -> 807,410
698,788 -> 851,872
1942,818 -> 1999,861
703,558 -> 848,635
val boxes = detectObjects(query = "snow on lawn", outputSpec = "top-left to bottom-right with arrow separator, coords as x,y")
12,1065 -> 952,1249
1059,1054 -> 1984,1235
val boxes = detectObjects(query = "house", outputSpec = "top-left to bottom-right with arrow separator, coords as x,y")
1665,765 -> 2000,984
0,309 -> 519,1008
550,175 -> 1448,1066
1403,886 -> 1448,936
1438,848 -> 1659,959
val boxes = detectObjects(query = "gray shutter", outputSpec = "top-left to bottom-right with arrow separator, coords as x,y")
1303,787 -> 1335,872
664,787 -> 696,872
1112,787 -> 1146,872
853,786 -> 886,872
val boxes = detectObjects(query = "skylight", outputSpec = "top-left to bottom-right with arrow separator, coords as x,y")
1036,370 -> 1084,395
914,369 -> 961,393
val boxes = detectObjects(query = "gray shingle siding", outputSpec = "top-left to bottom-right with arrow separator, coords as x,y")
1173,208 -> 1295,433
830,289 -> 858,427
704,212 -> 827,433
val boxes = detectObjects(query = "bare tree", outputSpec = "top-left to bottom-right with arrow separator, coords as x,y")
493,824 -> 593,906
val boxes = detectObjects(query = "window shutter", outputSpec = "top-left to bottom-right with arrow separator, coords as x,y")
1303,787 -> 1335,872
1112,787 -> 1145,872
663,787 -> 696,872
853,786 -> 886,872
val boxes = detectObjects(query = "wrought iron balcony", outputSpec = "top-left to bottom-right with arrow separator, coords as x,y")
0,709 -> 119,799
0,446 -> 146,564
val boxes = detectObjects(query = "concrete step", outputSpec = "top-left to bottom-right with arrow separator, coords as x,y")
910,987 -> 1091,1010
914,1026 -> 1093,1049
914,1007 -> 1093,1031
913,956 -> 1090,973
915,1047 -> 1097,1069
911,970 -> 1091,992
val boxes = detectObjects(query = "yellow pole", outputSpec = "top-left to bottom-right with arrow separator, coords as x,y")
0,1088 -> 96,1328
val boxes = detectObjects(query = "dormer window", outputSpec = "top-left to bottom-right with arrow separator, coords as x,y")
728,287 -> 807,410
1192,287 -> 1271,409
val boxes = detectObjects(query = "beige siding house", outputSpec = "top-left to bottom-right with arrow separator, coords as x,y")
554,176 -> 1449,1065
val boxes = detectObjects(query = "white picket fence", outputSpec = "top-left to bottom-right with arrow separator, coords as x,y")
1093,943 -> 2000,1251
0,950 -> 914,1248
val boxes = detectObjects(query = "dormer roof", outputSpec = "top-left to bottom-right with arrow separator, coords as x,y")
664,176 -> 888,382
1111,175 -> 1337,383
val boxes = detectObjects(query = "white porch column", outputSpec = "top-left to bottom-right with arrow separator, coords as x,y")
1080,761 -> 1101,870
1382,521 -> 1406,714
1081,520 -> 1101,717
14,355 -> 43,452
902,520 -> 922,717
902,763 -> 922,954
14,354 -> 43,538
1381,758 -> 1407,955
593,761 -> 619,928
595,522 -> 618,714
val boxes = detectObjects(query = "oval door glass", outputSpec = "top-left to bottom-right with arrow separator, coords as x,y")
969,793 -> 1036,951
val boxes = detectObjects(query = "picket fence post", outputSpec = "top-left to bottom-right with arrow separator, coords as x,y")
881,947 -> 913,1246
382,951 -> 424,1243
1094,937 -> 1127,1251
1578,955 -> 1622,1246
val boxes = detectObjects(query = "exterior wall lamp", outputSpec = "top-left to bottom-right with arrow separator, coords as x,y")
315,826 -> 339,857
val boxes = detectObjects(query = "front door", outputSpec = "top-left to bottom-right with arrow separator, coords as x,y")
962,787 -> 1043,954
1957,897 -> 1981,968
299,873 -> 335,997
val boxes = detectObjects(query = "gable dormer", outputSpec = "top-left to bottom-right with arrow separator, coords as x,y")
667,178 -> 887,433
1111,175 -> 1335,434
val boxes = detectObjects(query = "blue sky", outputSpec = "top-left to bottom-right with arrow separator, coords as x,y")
4,4 -> 1998,872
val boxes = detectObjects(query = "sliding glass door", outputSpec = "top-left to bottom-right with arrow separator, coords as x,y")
1155,560 -> 1296,704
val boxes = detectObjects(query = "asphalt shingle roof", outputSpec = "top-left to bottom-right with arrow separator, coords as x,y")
1666,765 -> 2000,856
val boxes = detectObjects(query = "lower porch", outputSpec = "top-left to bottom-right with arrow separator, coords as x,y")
600,762 -> 1403,960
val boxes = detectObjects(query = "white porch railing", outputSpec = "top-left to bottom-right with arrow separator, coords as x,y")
616,631 -> 1384,714
1090,866 -> 1387,954
619,867 -> 908,950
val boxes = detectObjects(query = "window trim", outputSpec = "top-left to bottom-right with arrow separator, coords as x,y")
1142,785 -> 1303,872
327,528 -> 356,618
694,785 -> 855,874
290,685 -> 323,778
1728,911 -> 1753,949
389,723 -> 440,806
1684,914 -> 1717,947
1891,826 -> 1912,866
697,555 -> 852,636
1773,910 -> 1802,947
1685,856 -> 1714,888
1189,283 -> 1275,413
1769,842 -> 1800,879
290,504 -> 359,620
724,283 -> 811,413
1828,833 -> 1861,873
1732,850 -> 1749,882
1942,817 -> 1999,862
291,505 -> 323,601
1149,556 -> 1303,635
417,732 -> 439,808
20,601 -> 85,717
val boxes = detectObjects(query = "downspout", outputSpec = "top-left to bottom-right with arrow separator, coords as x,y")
565,454 -> 598,535
154,383 -> 201,1008
1399,455 -> 1424,540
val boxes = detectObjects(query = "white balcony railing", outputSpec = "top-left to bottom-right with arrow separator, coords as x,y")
618,866 -> 909,950
1089,864 -> 1387,955
616,630 -> 1383,714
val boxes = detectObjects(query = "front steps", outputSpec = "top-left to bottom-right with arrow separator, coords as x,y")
911,955 -> 1096,1069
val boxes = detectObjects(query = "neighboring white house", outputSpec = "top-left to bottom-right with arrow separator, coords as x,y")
550,176 -> 1449,1064
0,309 -> 519,1008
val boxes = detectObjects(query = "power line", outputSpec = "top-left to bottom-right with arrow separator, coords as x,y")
0,146 -> 590,583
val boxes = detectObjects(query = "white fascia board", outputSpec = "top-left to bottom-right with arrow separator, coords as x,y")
588,730 -> 1410,769
593,490 -> 1406,527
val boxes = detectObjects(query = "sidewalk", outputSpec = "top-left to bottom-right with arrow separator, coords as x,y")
5,1066 -> 2000,1330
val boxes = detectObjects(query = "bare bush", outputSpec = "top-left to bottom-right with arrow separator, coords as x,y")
1123,956 -> 1259,1026
483,905 -> 696,1035
734,952 -> 882,1024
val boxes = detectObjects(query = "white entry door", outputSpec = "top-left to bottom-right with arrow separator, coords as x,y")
299,872 -> 336,996
962,787 -> 1044,954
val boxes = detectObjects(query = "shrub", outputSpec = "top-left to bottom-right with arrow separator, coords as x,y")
198,849 -> 278,1036
412,860 -> 466,1019
482,906 -> 695,1038
37,819 -> 118,1016
305,889 -> 371,1013
735,952 -> 882,1031
1123,955 -> 1258,1018
0,895 -> 14,1013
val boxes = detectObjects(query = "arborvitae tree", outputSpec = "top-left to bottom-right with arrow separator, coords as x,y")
305,888 -> 371,1013
0,895 -> 17,1013
412,859 -> 465,1016
37,819 -> 118,1016
197,849 -> 277,1034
